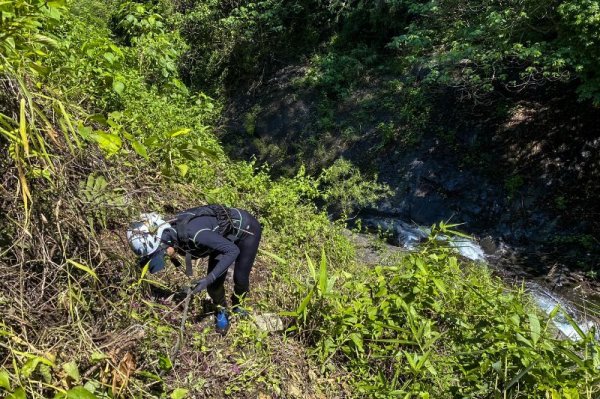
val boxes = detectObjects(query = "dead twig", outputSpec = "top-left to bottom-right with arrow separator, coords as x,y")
170,288 -> 192,359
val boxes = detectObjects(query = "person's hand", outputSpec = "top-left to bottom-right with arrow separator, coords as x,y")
191,278 -> 209,294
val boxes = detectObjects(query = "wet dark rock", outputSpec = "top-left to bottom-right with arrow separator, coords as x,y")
479,236 -> 498,255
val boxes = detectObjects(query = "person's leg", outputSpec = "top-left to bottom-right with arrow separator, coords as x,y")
206,254 -> 228,307
231,212 -> 262,306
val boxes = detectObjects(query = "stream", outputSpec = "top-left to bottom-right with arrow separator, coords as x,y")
361,216 -> 600,341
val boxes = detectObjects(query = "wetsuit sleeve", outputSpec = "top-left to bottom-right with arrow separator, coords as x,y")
192,230 -> 240,285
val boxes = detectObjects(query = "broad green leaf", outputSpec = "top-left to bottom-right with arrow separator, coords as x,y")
66,259 -> 98,281
0,369 -> 11,390
47,0 -> 66,7
83,381 -> 98,393
88,114 -> 108,126
39,364 -> 52,383
77,123 -> 93,140
415,257 -> 427,274
558,347 -> 585,368
136,370 -> 163,382
528,313 -> 541,345
34,34 -> 58,47
29,62 -> 49,75
63,361 -> 80,381
103,52 -> 115,64
64,386 -> 98,399
19,99 -> 29,156
130,139 -> 148,159
136,262 -> 150,287
279,311 -> 298,317
349,333 -> 364,352
194,144 -> 220,161
548,305 -> 560,319
177,164 -> 189,177
432,278 -> 446,294
325,276 -> 337,294
171,388 -> 189,399
492,360 -> 502,373
510,314 -> 520,326
21,357 -> 41,377
562,311 -> 586,340
416,349 -> 432,369
90,352 -> 107,362
445,229 -> 472,239
184,138 -> 220,160
92,132 -> 122,156
515,333 -> 532,347
158,354 -> 172,371
295,288 -> 314,317
112,80 -> 125,95
404,351 -> 418,370
168,128 -> 191,138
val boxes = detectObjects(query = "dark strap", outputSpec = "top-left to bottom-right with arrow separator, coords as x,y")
175,205 -> 234,246
176,213 -> 197,245
185,252 -> 193,277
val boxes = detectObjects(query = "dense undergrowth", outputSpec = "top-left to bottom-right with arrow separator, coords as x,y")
0,1 -> 599,398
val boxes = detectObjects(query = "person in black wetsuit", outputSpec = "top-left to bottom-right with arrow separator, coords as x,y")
126,205 -> 262,332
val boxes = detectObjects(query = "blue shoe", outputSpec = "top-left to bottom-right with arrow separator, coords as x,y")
215,310 -> 229,334
232,305 -> 249,318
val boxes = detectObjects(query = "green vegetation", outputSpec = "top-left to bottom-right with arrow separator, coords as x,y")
291,225 -> 600,398
0,1 -> 599,399
176,0 -> 600,103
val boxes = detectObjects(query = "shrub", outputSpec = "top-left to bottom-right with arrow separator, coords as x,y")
291,225 -> 600,397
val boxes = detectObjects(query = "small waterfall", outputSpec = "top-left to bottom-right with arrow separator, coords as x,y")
447,237 -> 486,261
527,283 -> 598,341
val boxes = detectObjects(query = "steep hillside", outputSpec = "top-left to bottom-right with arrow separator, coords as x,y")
0,1 -> 598,398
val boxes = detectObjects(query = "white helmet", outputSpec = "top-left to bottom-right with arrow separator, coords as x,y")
127,213 -> 172,257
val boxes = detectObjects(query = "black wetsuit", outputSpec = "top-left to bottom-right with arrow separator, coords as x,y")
162,208 -> 262,306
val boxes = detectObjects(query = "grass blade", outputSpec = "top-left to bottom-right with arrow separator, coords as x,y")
259,248 -> 287,265
305,252 -> 316,282
19,99 -> 30,156
318,247 -> 328,295
66,259 -> 99,281
505,361 -> 537,390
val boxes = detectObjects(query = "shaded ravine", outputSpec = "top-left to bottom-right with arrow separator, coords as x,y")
360,214 -> 600,340
222,65 -> 600,281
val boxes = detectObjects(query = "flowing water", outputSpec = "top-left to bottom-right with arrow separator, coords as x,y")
362,216 -> 600,341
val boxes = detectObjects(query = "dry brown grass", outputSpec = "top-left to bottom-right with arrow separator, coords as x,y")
0,75 -> 349,398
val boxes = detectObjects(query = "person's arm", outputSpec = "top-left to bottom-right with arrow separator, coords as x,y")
192,230 -> 240,285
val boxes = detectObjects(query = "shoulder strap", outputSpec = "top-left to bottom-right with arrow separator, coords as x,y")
175,206 -> 218,243
174,205 -> 235,277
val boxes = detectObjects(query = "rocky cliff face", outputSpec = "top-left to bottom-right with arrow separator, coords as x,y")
221,65 -> 600,277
